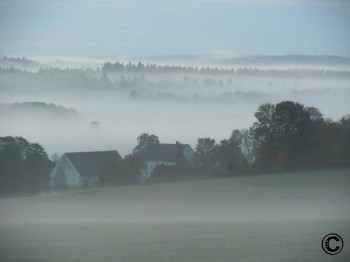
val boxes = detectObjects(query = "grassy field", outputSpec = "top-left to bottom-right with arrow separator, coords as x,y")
1,168 -> 349,261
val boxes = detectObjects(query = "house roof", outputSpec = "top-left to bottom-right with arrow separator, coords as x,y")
65,150 -> 122,177
141,143 -> 190,162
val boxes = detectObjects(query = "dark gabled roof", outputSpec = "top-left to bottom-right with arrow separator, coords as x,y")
141,143 -> 189,162
65,150 -> 122,177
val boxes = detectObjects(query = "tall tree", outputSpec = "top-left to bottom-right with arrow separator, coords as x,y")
251,103 -> 277,171
310,117 -> 339,167
133,133 -> 160,153
120,153 -> 145,184
216,130 -> 245,171
0,136 -> 52,195
253,103 -> 275,143
251,101 -> 313,171
337,115 -> 350,166
99,153 -> 144,186
272,101 -> 312,168
194,138 -> 218,168
241,127 -> 257,164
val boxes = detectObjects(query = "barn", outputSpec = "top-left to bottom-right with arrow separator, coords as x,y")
50,150 -> 122,188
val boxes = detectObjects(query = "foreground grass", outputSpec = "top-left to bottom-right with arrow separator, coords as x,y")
0,168 -> 349,261
1,220 -> 349,262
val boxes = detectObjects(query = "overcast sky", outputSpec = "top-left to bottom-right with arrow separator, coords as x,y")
0,0 -> 349,58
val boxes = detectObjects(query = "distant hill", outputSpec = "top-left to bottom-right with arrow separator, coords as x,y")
2,54 -> 350,72
208,55 -> 350,67
0,56 -> 43,72
117,54 -> 350,69
0,102 -> 80,120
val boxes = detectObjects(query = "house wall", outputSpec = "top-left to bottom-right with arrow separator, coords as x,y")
49,154 -> 80,188
183,145 -> 195,165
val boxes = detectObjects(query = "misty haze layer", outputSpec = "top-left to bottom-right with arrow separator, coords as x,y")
0,57 -> 349,157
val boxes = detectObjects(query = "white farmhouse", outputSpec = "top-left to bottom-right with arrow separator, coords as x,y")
141,142 -> 195,180
50,150 -> 122,188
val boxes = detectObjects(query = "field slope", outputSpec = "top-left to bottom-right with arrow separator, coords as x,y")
1,169 -> 349,261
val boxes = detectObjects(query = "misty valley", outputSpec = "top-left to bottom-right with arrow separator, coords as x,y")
1,56 -> 350,262
1,56 -> 349,157
1,1 -> 350,261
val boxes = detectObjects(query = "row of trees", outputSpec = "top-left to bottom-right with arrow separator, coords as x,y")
1,101 -> 349,195
194,101 -> 350,175
103,61 -> 350,78
0,133 -> 165,194
103,100 -> 350,184
195,131 -> 246,173
2,55 -> 350,78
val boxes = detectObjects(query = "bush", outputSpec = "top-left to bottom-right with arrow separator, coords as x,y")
150,164 -> 207,183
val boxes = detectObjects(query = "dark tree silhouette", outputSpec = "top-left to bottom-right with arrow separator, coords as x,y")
249,101 -> 349,172
133,133 -> 160,153
0,136 -> 53,196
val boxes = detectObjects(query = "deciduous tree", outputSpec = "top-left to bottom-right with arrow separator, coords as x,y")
133,133 -> 160,153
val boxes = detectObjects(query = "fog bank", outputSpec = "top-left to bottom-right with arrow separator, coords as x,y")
0,57 -> 349,156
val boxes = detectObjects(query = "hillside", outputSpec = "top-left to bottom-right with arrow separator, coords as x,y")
136,54 -> 350,68
1,168 -> 349,223
0,102 -> 80,120
210,55 -> 350,67
0,57 -> 43,72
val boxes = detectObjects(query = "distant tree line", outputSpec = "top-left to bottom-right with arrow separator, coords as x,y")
3,64 -> 350,79
2,56 -> 34,63
2,55 -> 350,77
103,61 -> 350,78
2,66 -> 350,100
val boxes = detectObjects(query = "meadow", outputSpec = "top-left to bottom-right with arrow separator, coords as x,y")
1,168 -> 349,261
